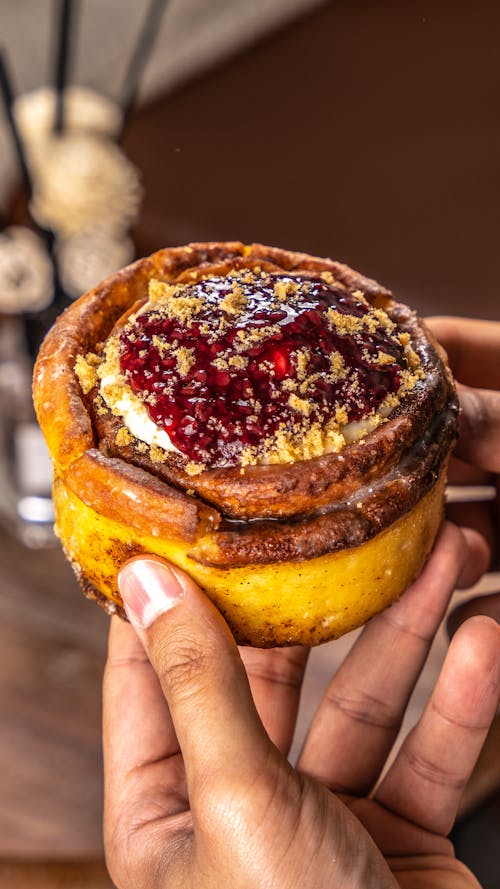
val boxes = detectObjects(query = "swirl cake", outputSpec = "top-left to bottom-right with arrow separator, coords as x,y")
33,242 -> 458,646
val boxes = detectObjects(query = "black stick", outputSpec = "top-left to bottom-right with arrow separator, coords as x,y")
119,0 -> 170,135
0,48 -> 33,198
0,53 -> 68,345
53,0 -> 76,133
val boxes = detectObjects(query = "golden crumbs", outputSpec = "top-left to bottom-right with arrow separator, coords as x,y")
274,278 -> 299,301
186,461 -> 205,476
288,393 -> 312,417
220,282 -> 248,316
327,308 -> 363,335
150,444 -> 168,464
376,351 -> 396,366
147,278 -> 204,324
115,426 -> 134,447
176,346 -> 195,378
295,348 -> 311,379
74,352 -> 100,394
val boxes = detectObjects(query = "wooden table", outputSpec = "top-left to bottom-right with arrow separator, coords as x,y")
0,862 -> 113,889
0,527 -> 109,860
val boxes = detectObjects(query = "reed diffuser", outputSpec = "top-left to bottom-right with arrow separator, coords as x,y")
0,0 -> 169,545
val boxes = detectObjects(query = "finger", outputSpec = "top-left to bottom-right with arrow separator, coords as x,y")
375,615 -> 500,836
445,454 -> 497,563
445,502 -> 495,564
239,645 -> 309,755
103,618 -> 186,826
447,592 -> 500,637
118,556 -> 275,808
455,526 -> 492,588
103,617 -> 180,776
298,523 -> 468,794
426,316 -> 500,390
446,455 -> 492,486
454,384 -> 500,473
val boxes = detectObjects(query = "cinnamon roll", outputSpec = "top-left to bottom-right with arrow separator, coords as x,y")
33,242 -> 458,646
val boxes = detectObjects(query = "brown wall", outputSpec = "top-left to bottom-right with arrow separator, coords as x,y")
126,0 -> 500,320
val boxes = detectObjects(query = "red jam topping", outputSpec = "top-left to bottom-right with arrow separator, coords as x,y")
119,273 -> 410,468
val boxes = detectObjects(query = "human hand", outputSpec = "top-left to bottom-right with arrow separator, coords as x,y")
103,522 -> 499,889
426,317 -> 500,630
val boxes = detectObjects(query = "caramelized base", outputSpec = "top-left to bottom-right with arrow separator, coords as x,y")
53,468 -> 445,647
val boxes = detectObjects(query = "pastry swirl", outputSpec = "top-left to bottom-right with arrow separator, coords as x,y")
34,242 -> 458,645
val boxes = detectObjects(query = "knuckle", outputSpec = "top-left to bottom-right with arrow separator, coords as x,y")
104,825 -> 146,889
154,633 -> 214,701
402,745 -> 463,790
244,658 -> 303,691
325,687 -> 399,731
105,811 -> 190,889
105,651 -> 151,673
197,757 -> 298,839
461,387 -> 500,437
463,388 -> 488,431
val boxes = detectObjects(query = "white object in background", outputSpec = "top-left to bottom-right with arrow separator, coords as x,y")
14,85 -> 123,143
0,226 -> 54,313
57,228 -> 134,299
29,133 -> 142,238
15,421 -> 53,496
0,317 -> 55,547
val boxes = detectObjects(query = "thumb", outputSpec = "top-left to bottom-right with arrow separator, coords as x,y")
455,383 -> 500,473
118,556 -> 273,795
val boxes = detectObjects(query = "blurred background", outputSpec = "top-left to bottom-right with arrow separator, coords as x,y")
0,1 -> 498,887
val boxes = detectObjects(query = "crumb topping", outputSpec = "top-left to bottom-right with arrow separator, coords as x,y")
219,281 -> 248,315
74,352 -> 100,394
76,270 -> 426,472
115,426 -> 133,446
176,346 -> 195,378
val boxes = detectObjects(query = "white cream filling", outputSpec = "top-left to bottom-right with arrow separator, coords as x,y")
99,365 -> 181,454
340,398 -> 396,445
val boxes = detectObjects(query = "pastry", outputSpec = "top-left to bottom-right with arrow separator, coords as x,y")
33,242 -> 458,646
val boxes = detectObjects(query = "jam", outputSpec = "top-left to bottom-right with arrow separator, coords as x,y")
119,273 -> 407,467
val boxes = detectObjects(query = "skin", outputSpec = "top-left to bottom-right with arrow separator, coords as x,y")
103,522 -> 499,889
426,317 -> 500,630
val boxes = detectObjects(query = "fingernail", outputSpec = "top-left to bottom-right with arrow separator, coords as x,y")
118,559 -> 185,629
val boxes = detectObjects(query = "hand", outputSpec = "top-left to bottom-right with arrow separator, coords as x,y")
103,522 -> 499,889
426,317 -> 500,631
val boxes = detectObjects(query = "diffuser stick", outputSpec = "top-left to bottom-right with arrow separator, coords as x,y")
120,0 -> 170,133
54,0 -> 76,133
0,48 -> 33,198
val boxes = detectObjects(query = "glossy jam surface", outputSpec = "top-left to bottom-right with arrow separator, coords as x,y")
119,273 -> 407,467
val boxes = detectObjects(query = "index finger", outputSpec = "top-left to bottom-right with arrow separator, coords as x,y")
426,316 -> 500,390
239,645 -> 309,755
103,617 -> 184,822
375,615 -> 500,836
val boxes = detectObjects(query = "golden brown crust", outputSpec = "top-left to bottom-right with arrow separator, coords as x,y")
66,449 -> 220,542
94,406 -> 412,517
77,564 -> 127,619
33,241 -> 458,589
190,402 -> 456,567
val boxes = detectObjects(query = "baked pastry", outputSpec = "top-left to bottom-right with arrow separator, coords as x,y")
33,242 -> 458,646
